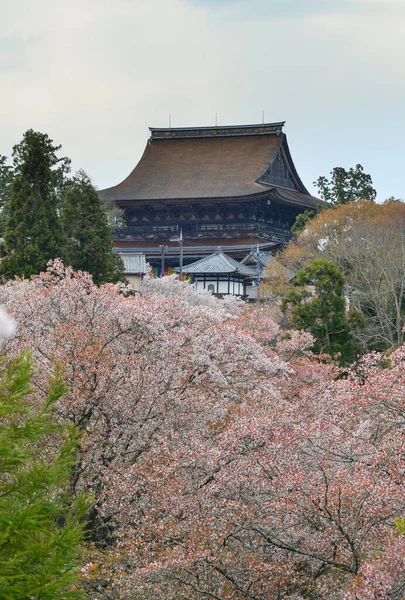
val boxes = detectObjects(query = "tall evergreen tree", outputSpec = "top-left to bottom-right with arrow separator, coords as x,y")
314,164 -> 376,204
291,209 -> 315,235
0,130 -> 70,279
0,155 -> 14,236
61,170 -> 124,284
281,258 -> 360,364
0,353 -> 88,599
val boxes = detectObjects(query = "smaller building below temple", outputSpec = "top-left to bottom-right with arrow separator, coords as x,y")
181,251 -> 256,298
118,252 -> 148,292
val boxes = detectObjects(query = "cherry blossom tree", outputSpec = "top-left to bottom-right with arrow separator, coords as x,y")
1,262 -> 405,599
141,272 -> 243,312
0,263 -> 287,594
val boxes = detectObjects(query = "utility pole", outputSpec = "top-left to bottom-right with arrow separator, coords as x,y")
159,245 -> 167,277
179,228 -> 183,281
256,243 -> 262,300
170,228 -> 183,280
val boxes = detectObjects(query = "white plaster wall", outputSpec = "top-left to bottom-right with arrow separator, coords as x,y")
126,274 -> 142,292
190,276 -> 247,296
218,280 -> 229,294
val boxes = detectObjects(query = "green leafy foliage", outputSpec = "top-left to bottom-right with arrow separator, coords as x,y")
0,156 -> 14,236
281,258 -> 358,364
395,519 -> 405,535
0,353 -> 88,599
291,209 -> 315,234
0,130 -> 71,279
314,164 -> 376,204
99,194 -> 126,232
61,170 -> 124,285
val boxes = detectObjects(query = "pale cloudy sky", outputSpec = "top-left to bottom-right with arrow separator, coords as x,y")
1,0 -> 404,200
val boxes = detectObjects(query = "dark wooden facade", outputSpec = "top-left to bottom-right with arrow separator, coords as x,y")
115,196 -> 298,245
99,123 -> 325,267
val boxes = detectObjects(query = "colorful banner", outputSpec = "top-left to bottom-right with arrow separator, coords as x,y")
152,267 -> 189,280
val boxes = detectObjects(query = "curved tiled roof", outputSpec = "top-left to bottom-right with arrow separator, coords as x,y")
118,253 -> 148,274
99,124 -> 325,210
100,135 -> 280,201
182,252 -> 256,276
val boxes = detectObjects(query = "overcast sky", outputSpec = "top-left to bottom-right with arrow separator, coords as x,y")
1,0 -> 404,200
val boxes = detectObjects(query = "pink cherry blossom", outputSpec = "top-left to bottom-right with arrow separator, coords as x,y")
1,260 -> 404,599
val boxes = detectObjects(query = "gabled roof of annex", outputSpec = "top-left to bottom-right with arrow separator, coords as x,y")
182,251 -> 256,276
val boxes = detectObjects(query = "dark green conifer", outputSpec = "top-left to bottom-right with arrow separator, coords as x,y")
314,164 -> 376,204
0,353 -> 88,599
61,170 -> 124,285
0,155 -> 14,236
281,258 -> 359,364
0,130 -> 70,279
291,209 -> 315,235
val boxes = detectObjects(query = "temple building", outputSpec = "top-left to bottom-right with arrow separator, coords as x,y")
100,122 -> 325,268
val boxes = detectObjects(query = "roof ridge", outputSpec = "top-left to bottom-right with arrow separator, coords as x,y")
222,253 -> 243,268
182,251 -> 256,276
149,122 -> 285,140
